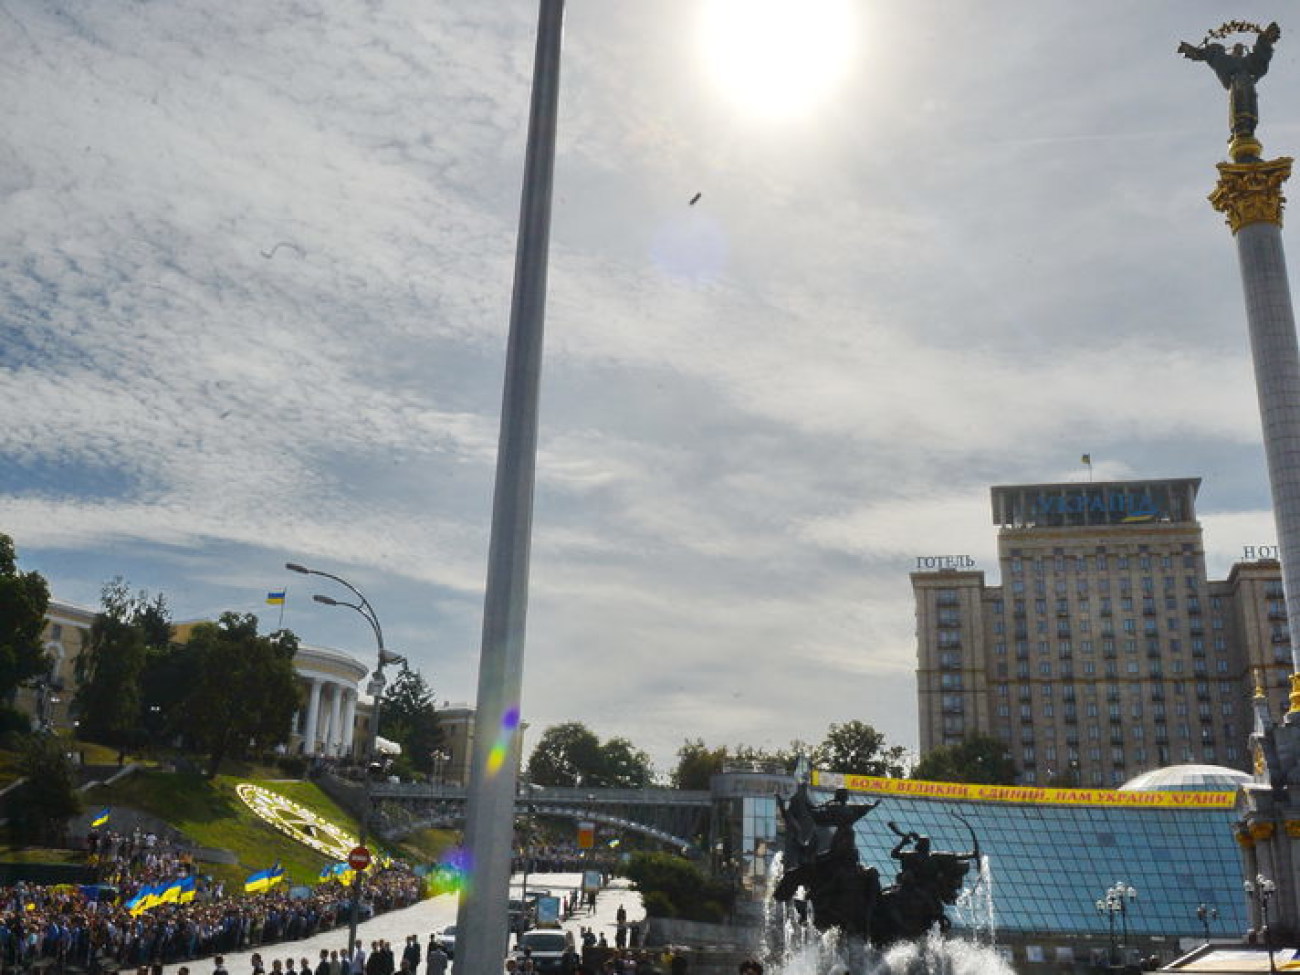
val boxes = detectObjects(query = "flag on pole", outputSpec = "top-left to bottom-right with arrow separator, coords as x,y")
158,876 -> 187,905
265,591 -> 286,605
1081,454 -> 1091,466
245,863 -> 285,893
126,883 -> 164,915
90,807 -> 110,828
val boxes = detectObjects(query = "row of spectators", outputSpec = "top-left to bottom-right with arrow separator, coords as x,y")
86,828 -> 201,895
0,869 -> 422,973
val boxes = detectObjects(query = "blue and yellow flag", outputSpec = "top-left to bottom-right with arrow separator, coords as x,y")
178,876 -> 197,904
90,808 -> 110,828
158,876 -> 191,906
126,883 -> 165,916
266,590 -> 286,605
245,863 -> 285,893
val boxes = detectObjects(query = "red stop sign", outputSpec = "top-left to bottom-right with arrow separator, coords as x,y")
348,846 -> 372,871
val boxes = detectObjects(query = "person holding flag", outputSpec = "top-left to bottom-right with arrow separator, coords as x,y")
245,862 -> 285,894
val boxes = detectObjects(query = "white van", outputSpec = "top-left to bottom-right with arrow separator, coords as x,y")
512,929 -> 568,973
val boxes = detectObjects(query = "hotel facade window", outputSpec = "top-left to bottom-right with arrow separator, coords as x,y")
913,477 -> 1283,782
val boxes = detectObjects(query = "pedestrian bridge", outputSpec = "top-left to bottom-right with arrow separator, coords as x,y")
367,782 -> 711,852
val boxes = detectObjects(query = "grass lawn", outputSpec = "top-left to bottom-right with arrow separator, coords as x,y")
88,770 -> 459,890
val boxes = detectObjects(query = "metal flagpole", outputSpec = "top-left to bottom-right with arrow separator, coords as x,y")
454,1 -> 565,972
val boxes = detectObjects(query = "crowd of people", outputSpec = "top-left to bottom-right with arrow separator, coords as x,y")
0,859 -> 422,974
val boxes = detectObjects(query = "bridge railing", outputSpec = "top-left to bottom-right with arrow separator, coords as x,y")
368,782 -> 711,806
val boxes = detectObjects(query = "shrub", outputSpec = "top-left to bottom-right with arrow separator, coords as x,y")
641,890 -> 676,918
276,755 -> 308,778
622,851 -> 733,922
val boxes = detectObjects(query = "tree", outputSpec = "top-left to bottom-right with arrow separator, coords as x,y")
74,579 -> 166,748
623,851 -> 734,922
731,741 -> 808,770
525,722 -> 652,788
812,720 -> 909,778
0,533 -> 51,707
180,613 -> 301,776
598,737 -> 653,788
527,722 -> 606,787
671,738 -> 727,791
381,664 -> 442,776
911,733 -> 1017,785
10,734 -> 82,844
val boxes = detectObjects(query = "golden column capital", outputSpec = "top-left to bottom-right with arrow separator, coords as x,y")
1210,157 -> 1293,233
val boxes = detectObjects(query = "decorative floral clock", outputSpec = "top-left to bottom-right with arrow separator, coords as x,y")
236,783 -> 358,860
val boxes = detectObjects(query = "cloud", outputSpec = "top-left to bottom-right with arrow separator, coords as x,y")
0,0 -> 1290,774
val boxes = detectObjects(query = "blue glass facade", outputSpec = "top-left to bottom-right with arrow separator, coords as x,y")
754,780 -> 1248,941
848,792 -> 1242,938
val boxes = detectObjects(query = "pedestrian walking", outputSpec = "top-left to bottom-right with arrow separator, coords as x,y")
402,936 -> 421,975
426,943 -> 448,975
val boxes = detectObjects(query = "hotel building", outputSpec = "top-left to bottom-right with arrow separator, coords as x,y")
912,477 -> 1288,785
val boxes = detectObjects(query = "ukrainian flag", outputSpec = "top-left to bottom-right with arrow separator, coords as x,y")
126,883 -> 162,916
90,808 -> 110,828
244,863 -> 285,893
158,876 -> 189,905
177,876 -> 197,904
266,590 -> 286,605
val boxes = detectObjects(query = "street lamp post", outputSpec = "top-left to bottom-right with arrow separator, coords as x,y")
1096,882 -> 1138,969
285,562 -> 405,965
1197,903 -> 1219,944
1245,875 -> 1278,975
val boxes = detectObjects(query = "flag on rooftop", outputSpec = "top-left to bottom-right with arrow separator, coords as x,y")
265,590 -> 286,605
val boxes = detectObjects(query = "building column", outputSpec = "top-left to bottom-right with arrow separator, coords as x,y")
328,682 -> 343,755
342,689 -> 357,756
305,679 -> 323,756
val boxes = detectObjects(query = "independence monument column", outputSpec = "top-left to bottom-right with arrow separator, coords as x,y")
1184,20 -> 1300,944
1182,22 -> 1300,700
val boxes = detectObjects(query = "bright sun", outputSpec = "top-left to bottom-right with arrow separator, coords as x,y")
698,0 -> 858,120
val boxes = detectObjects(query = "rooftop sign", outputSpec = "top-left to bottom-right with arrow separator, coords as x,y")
990,478 -> 1200,529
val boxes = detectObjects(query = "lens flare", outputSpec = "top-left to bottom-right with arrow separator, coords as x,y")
486,706 -> 522,776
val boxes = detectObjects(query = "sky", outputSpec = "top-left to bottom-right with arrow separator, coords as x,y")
2,0 -> 1298,777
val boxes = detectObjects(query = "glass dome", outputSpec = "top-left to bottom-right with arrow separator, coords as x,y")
1118,763 -> 1250,792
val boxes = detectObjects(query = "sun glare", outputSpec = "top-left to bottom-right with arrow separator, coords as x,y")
699,0 -> 857,120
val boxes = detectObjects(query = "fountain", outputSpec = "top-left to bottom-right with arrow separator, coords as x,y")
759,765 -> 1014,975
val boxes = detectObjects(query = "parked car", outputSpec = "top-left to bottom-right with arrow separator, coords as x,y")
434,925 -> 456,959
512,929 -> 568,974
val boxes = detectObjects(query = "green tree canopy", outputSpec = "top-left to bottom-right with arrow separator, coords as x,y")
911,733 -> 1017,785
180,613 -> 302,776
671,738 -> 728,791
0,533 -> 51,708
811,720 -> 909,778
74,579 -> 170,748
526,722 -> 653,788
623,851 -> 734,922
381,664 -> 442,776
10,734 -> 82,845
598,736 -> 654,789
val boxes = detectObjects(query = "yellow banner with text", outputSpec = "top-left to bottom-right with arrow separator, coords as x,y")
812,771 -> 1236,809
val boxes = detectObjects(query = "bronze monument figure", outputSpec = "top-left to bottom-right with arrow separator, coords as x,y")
1179,21 -> 1281,161
772,771 -> 981,949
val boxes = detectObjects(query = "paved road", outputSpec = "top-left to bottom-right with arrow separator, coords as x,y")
158,873 -> 644,975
